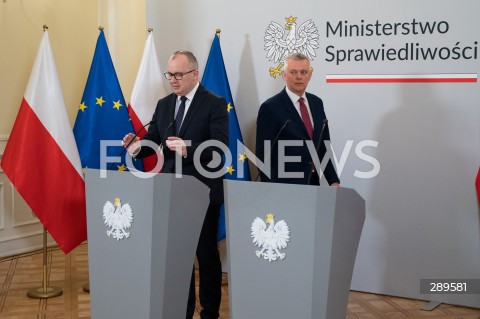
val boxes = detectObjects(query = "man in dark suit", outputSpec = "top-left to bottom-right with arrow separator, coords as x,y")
256,52 -> 340,186
123,51 -> 228,319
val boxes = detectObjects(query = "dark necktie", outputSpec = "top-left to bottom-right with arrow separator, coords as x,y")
175,96 -> 187,135
299,97 -> 313,139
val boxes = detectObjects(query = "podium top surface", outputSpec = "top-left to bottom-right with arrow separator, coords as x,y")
224,179 -> 364,202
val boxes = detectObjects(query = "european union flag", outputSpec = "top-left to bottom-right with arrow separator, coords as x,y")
73,30 -> 142,172
202,32 -> 251,241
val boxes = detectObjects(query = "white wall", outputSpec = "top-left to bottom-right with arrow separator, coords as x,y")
148,0 -> 480,308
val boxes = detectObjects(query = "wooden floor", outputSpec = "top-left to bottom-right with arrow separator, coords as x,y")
0,243 -> 479,319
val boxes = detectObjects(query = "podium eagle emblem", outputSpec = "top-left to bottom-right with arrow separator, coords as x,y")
102,197 -> 133,240
251,214 -> 290,262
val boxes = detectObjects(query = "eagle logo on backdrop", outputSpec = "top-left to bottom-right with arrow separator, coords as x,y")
251,213 -> 290,262
103,197 -> 133,240
264,16 -> 319,79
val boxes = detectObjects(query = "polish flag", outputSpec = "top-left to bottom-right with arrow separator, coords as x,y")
1,30 -> 86,254
128,31 -> 166,172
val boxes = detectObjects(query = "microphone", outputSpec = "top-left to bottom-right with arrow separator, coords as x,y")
254,119 -> 291,181
108,120 -> 153,170
307,119 -> 328,185
160,120 -> 175,149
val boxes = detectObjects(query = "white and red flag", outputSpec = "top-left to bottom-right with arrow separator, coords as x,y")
1,30 -> 86,254
128,31 -> 166,172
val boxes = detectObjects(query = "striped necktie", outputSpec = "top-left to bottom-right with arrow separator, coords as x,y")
175,96 -> 187,135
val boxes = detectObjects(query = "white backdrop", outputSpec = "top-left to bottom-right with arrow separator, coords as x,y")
147,0 -> 480,308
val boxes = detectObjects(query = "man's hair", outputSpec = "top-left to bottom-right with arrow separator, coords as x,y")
284,52 -> 310,70
171,50 -> 199,70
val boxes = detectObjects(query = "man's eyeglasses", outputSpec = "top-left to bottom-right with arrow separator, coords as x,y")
163,69 -> 196,80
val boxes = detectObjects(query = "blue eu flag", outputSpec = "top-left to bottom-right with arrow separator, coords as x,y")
73,30 -> 142,172
202,33 -> 251,241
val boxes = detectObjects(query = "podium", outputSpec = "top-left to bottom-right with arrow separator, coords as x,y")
224,180 -> 365,319
84,169 -> 209,319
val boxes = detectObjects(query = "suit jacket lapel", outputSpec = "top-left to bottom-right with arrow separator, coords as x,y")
280,89 -> 303,126
167,94 -> 176,122
307,94 -> 325,143
177,85 -> 205,136
280,89 -> 311,139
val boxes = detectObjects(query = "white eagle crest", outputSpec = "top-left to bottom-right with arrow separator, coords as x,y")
264,16 -> 319,78
103,198 -> 133,240
251,214 -> 290,262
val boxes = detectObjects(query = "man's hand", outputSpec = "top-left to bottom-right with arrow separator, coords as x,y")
166,136 -> 187,157
122,133 -> 141,155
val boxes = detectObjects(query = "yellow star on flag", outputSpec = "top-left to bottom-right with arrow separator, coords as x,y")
226,165 -> 235,175
227,103 -> 234,113
79,102 -> 88,112
113,100 -> 123,110
239,153 -> 247,162
96,96 -> 105,107
117,164 -> 127,171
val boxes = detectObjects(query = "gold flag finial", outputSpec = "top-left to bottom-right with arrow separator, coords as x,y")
43,24 -> 48,31
216,28 -> 221,38
147,27 -> 153,33
99,25 -> 104,31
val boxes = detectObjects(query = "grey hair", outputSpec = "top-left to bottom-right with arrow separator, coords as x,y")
171,50 -> 199,70
283,52 -> 310,70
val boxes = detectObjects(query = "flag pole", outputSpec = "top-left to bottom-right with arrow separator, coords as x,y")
83,26 -> 106,294
83,24 -> 130,294
27,227 -> 63,298
210,27 -> 230,285
26,25 -> 63,299
83,28 -> 106,293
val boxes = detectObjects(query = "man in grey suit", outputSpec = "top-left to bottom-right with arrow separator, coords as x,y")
123,51 -> 228,319
256,52 -> 340,186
